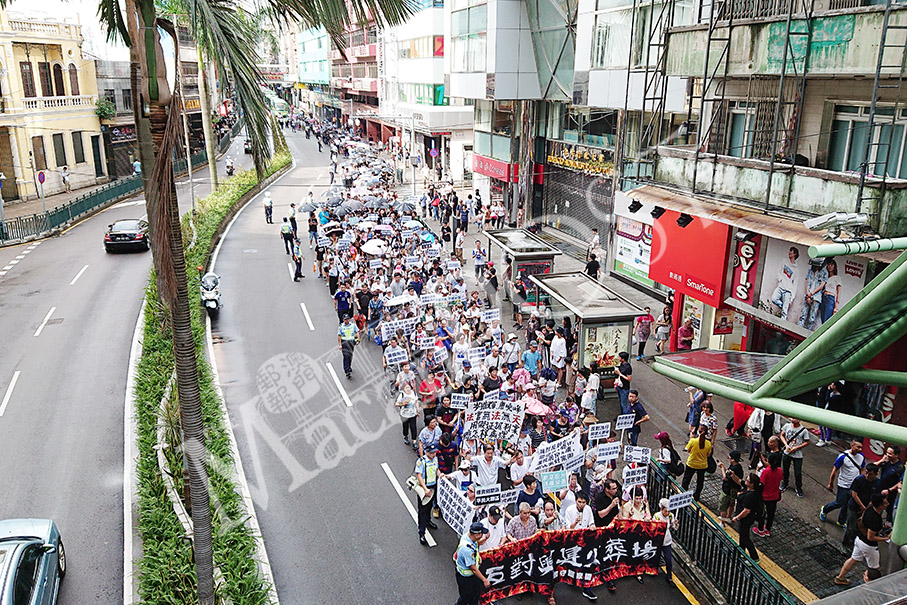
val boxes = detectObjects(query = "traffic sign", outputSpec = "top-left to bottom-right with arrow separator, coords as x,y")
429,148 -> 439,158
37,171 -> 45,184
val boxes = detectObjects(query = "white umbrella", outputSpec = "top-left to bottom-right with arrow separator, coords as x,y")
385,293 -> 419,307
356,221 -> 378,231
403,220 -> 422,229
361,238 -> 388,256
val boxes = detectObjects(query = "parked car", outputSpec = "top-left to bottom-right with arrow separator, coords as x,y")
0,518 -> 65,605
104,219 -> 150,253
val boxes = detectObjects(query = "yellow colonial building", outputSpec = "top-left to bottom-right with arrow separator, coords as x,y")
0,11 -> 105,201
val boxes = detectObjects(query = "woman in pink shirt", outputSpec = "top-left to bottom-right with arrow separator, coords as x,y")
755,452 -> 783,537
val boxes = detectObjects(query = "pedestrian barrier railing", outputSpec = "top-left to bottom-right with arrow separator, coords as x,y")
647,460 -> 797,605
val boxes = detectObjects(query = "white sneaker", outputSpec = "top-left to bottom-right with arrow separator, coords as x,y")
816,440 -> 826,447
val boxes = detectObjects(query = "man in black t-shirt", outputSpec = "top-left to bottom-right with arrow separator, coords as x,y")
834,493 -> 889,586
717,451 -> 744,523
594,479 -> 621,593
585,254 -> 601,280
843,464 -> 879,550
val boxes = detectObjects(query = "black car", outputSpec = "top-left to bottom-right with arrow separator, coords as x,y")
243,139 -> 252,154
104,219 -> 150,252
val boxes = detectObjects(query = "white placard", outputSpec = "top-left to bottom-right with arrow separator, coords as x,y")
463,397 -> 525,443
406,256 -> 421,267
419,335 -> 436,350
384,349 -> 409,365
529,431 -> 583,472
500,488 -> 520,508
433,346 -> 449,363
467,347 -> 486,364
474,484 -> 502,506
369,259 -> 384,269
668,490 -> 696,511
564,453 -> 585,474
596,442 -> 622,461
367,214 -> 379,222
338,240 -> 350,250
437,475 -> 475,536
420,293 -> 439,306
381,217 -> 394,224
450,393 -> 471,410
401,229 -> 414,239
482,389 -> 501,401
623,465 -> 649,487
587,422 -> 611,442
424,247 -> 440,258
615,414 -> 635,431
481,308 -> 501,323
317,236 -> 330,247
624,446 -> 651,464
421,241 -> 433,249
448,260 -> 462,270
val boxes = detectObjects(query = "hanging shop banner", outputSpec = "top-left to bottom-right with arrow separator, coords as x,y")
648,209 -> 730,308
546,141 -> 615,178
756,237 -> 867,333
478,520 -> 666,603
580,323 -> 632,373
463,396 -> 525,443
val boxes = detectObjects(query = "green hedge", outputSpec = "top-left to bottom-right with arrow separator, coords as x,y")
134,151 -> 291,604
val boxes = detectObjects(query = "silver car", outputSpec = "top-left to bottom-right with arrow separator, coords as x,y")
0,519 -> 65,605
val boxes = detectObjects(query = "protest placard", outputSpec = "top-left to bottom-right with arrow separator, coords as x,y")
596,442 -> 621,461
367,214 -> 379,222
433,346 -> 449,363
437,476 -> 475,536
481,308 -> 501,323
382,216 -> 394,224
474,484 -> 502,506
337,240 -> 350,250
384,349 -> 409,366
401,229 -> 414,239
450,393 -> 471,410
482,389 -> 501,401
406,256 -> 421,267
317,236 -> 330,247
418,335 -> 435,350
425,247 -> 440,258
538,470 -> 568,494
530,431 -> 583,472
369,259 -> 384,269
500,488 -> 520,508
615,414 -> 635,431
448,259 -> 462,270
668,491 -> 695,511
421,241 -> 433,249
420,293 -> 439,306
467,346 -> 487,364
463,397 -> 525,443
380,321 -> 398,341
587,422 -> 611,442
564,453 -> 585,474
624,446 -> 651,464
623,466 -> 648,487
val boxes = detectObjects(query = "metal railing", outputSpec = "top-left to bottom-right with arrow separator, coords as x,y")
647,461 -> 797,605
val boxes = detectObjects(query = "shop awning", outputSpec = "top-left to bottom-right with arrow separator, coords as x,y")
628,184 -> 900,264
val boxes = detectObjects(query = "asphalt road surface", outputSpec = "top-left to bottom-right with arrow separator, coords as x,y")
213,132 -> 690,604
0,138 -> 248,604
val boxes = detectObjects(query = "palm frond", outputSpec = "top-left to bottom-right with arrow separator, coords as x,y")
97,0 -> 131,44
262,0 -> 416,49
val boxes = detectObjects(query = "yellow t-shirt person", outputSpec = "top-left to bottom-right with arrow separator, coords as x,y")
685,437 -> 712,470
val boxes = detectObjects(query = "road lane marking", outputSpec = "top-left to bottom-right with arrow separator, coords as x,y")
0,371 -> 21,417
69,264 -> 89,286
380,462 -> 436,547
287,262 -> 295,280
21,249 -> 31,255
299,303 -> 315,330
8,259 -> 19,265
34,306 -> 56,337
325,363 -> 353,407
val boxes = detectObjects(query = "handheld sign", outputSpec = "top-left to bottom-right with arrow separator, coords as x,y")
367,214 -> 379,222
447,260 -> 462,270
668,491 -> 696,511
425,247 -> 440,258
539,470 -> 568,494
406,256 -> 421,267
500,488 -> 520,507
564,452 -> 585,474
482,389 -> 501,401
433,346 -> 449,363
615,414 -> 635,431
384,349 -> 408,365
474,484 -> 502,506
369,259 -> 384,269
596,442 -> 621,461
623,465 -> 648,487
467,347 -> 486,364
624,446 -> 651,464
381,217 -> 394,224
587,422 -> 611,442
419,335 -> 436,350
401,229 -> 414,239
450,393 -> 471,409
481,308 -> 501,323
317,236 -> 330,247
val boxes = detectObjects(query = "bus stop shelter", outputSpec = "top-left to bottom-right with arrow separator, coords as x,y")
485,228 -> 563,291
528,271 -> 642,380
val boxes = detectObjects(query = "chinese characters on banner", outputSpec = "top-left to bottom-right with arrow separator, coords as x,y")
596,442 -> 621,461
450,393 -> 472,410
438,475 -> 474,536
464,397 -> 526,443
668,491 -> 695,511
615,414 -> 635,431
531,431 -> 583,472
538,470 -> 568,493
623,446 -> 651,464
587,423 -> 611,442
623,466 -> 648,487
474,484 -> 502,506
384,349 -> 409,365
478,520 -> 666,603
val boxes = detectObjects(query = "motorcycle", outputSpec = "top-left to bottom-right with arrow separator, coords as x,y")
198,267 -> 221,318
225,158 -> 235,176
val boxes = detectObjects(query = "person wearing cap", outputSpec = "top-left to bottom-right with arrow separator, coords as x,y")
479,506 -> 508,552
337,314 -> 360,379
521,340 -> 542,378
614,352 -> 633,415
415,444 -> 440,545
501,334 -> 521,373
263,192 -> 273,223
455,358 -> 476,386
291,238 -> 306,281
450,458 -> 475,492
653,498 -> 678,583
454,522 -> 491,604
280,217 -> 294,254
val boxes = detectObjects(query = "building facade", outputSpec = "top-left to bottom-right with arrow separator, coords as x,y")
95,60 -> 136,179
296,27 -> 332,116
0,11 -> 105,201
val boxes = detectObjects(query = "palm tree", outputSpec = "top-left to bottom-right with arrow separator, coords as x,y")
96,0 -> 413,603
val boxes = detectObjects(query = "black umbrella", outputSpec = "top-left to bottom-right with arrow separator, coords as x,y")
334,206 -> 351,217
395,201 -> 417,214
327,196 -> 344,207
342,200 -> 364,211
299,202 -> 318,213
365,199 -> 383,209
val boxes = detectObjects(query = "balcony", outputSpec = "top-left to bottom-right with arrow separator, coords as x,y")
351,43 -> 377,60
653,146 -> 907,236
667,5 -> 903,78
8,20 -> 82,40
21,95 -> 97,111
329,49 -> 344,62
351,77 -> 378,93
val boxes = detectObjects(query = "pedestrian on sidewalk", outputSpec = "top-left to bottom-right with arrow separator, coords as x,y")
754,452 -> 783,537
585,253 -> 601,280
627,390 -> 649,446
614,352 -> 632,414
834,493 -> 888,586
780,418 -> 810,497
654,306 -> 672,353
717,451 -> 745,523
842,463 -> 879,551
821,440 -> 865,527
61,166 -> 71,193
455,228 -> 465,262
654,498 -> 678,583
471,241 -> 487,282
634,306 -> 654,360
732,473 -> 764,563
682,426 -> 712,500
586,228 -> 600,261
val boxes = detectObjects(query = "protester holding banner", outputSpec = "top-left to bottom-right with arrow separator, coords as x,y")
396,383 -> 420,448
653,498 -> 678,583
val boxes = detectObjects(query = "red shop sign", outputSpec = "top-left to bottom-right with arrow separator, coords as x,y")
473,154 -> 519,183
731,234 -> 762,306
648,209 -> 730,307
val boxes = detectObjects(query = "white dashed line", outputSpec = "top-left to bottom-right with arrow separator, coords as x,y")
287,262 -> 295,281
34,306 -> 56,337
0,371 -> 21,417
380,462 -> 436,547
8,260 -> 19,265
325,363 -> 353,407
299,303 -> 315,330
69,264 -> 89,286
2,266 -> 11,271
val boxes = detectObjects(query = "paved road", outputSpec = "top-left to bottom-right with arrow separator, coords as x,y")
213,132 -> 690,604
0,137 -> 248,604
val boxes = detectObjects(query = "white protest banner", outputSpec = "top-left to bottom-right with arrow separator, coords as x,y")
381,322 -> 399,341
425,247 -> 441,258
384,349 -> 409,365
382,216 -> 394,224
596,442 -> 622,461
482,389 -> 501,401
463,397 -> 525,443
401,229 -> 414,239
668,491 -> 696,511
588,422 -> 611,442
624,446 -> 651,464
565,453 -> 585,474
450,393 -> 471,410
407,256 -> 421,267
538,470 -> 568,494
367,214 -> 379,222
474,484 -> 502,506
433,346 -> 449,363
338,240 -> 350,250
530,431 -> 583,472
615,414 -> 635,431
421,241 -> 433,249
481,308 -> 501,323
401,317 -> 420,335
500,488 -> 520,508
448,259 -> 462,270
369,259 -> 384,269
623,465 -> 648,487
467,347 -> 487,364
420,293 -> 439,306
437,477 -> 475,536
317,236 -> 330,247
419,335 -> 436,350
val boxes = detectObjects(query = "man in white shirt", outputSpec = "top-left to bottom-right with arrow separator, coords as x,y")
509,450 -> 533,487
550,328 -> 568,386
564,492 -> 599,601
474,444 -> 515,486
479,506 -> 508,552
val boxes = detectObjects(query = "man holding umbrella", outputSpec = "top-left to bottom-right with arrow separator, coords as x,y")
337,314 -> 360,379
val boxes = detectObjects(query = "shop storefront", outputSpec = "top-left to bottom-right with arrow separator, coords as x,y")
473,154 -> 518,216
611,191 -> 659,292
540,141 -> 614,242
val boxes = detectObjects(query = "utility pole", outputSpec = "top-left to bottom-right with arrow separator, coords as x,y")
172,19 -> 197,212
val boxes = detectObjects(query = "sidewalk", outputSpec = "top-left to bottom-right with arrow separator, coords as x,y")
1,178 -> 120,220
407,195 -> 865,603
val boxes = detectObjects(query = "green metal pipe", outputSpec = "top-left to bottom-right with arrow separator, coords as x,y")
809,238 -> 907,259
752,254 -> 907,400
840,310 -> 907,373
843,369 -> 907,388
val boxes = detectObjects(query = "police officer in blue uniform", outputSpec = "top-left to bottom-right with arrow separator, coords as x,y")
337,314 -> 360,378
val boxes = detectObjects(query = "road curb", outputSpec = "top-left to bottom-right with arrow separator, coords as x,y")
123,297 -> 145,605
203,158 -> 296,605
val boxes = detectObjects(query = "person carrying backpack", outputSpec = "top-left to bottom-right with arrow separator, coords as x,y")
654,431 -> 684,476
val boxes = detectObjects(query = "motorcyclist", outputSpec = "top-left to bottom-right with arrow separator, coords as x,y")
225,156 -> 235,175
